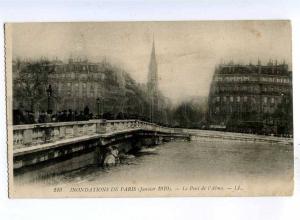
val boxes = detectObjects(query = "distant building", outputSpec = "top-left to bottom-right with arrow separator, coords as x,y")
208,61 -> 292,135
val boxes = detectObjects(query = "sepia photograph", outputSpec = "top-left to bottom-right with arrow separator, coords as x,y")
5,21 -> 293,197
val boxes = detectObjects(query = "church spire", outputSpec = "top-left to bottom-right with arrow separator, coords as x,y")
151,34 -> 156,57
148,36 -> 158,85
147,36 -> 159,123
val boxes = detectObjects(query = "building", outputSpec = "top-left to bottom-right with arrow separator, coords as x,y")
12,42 -> 170,125
47,58 -> 127,115
12,57 -> 149,120
208,61 -> 292,135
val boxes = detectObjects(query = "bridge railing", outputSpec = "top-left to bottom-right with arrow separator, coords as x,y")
12,119 -> 177,150
13,121 -> 100,150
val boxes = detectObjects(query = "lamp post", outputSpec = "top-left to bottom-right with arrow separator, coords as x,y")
96,97 -> 100,119
47,84 -> 52,114
102,97 -> 104,118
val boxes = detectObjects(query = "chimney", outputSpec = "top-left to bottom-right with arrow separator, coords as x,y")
257,58 -> 261,74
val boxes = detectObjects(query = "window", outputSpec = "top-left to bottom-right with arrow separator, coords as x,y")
244,76 -> 249,81
95,84 -> 98,95
82,83 -> 87,97
216,96 -> 220,102
230,96 -> 234,102
97,84 -> 101,95
263,107 -> 268,113
271,97 -> 275,104
90,84 -> 94,97
243,96 -> 248,102
286,98 -> 289,104
263,97 -> 268,104
74,83 -> 79,96
223,96 -> 227,102
57,83 -> 62,93
237,96 -> 240,102
216,76 -> 222,81
67,82 -> 72,96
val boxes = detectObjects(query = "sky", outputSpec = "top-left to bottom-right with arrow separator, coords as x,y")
11,21 -> 292,103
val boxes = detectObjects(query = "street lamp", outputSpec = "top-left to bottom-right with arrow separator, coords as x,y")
102,97 -> 104,118
47,84 -> 53,114
96,97 -> 100,119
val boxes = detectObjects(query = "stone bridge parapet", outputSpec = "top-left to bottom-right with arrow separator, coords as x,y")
13,119 -> 181,151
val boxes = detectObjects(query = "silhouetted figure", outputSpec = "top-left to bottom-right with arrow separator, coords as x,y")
74,111 -> 79,121
13,109 -> 21,125
38,111 -> 46,123
84,105 -> 90,119
78,111 -> 85,121
57,111 -> 62,122
51,112 -> 58,122
67,109 -> 73,121
61,110 -> 68,122
45,112 -> 51,123
103,112 -> 113,120
28,111 -> 35,124
116,112 -> 124,120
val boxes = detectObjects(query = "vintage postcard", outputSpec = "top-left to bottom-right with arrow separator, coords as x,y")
6,21 -> 293,198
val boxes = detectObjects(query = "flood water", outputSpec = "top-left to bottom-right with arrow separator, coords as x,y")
15,139 -> 293,195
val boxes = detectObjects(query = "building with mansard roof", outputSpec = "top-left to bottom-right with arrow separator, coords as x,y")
208,60 -> 292,135
12,42 -> 171,125
12,58 -> 149,119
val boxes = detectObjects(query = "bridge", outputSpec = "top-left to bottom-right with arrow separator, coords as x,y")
12,119 -> 190,170
12,118 -> 292,174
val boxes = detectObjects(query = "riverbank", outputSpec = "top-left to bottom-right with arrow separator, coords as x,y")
184,129 -> 293,145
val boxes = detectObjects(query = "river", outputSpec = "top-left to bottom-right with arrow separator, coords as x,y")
14,139 -> 293,196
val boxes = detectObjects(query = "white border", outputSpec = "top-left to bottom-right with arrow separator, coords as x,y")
0,0 -> 299,219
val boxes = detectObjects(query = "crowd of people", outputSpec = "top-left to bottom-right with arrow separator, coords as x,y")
13,106 -> 94,125
13,106 -> 158,125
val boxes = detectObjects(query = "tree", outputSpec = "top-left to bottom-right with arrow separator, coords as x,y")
273,93 -> 293,135
172,101 -> 206,128
14,60 -> 53,111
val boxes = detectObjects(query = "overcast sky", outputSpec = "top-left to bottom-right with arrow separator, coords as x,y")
11,21 -> 292,103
